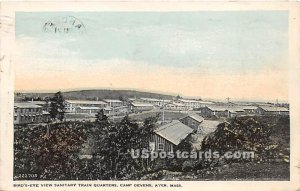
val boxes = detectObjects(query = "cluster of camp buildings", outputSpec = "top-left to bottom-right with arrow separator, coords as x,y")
196,104 -> 289,118
14,101 -> 51,125
13,97 -> 289,125
80,112 -> 219,158
61,98 -> 290,118
149,103 -> 290,153
150,113 -> 220,153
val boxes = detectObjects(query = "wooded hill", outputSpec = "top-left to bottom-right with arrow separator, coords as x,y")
15,89 -> 176,101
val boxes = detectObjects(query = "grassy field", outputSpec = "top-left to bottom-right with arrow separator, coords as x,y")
128,110 -> 188,122
65,110 -> 188,123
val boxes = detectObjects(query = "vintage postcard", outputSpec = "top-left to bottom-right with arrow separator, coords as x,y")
0,1 -> 300,191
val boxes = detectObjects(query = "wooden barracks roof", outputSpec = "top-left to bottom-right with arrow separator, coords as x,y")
154,120 -> 194,145
200,120 -> 220,129
181,113 -> 204,123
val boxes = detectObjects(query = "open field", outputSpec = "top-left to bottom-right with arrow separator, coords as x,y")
128,110 -> 188,122
65,110 -> 189,123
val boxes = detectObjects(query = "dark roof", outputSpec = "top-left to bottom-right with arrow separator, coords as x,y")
181,113 -> 204,123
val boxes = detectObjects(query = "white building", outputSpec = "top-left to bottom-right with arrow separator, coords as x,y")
174,99 -> 214,110
140,98 -> 171,107
65,100 -> 108,113
14,102 -> 50,124
130,102 -> 154,112
164,102 -> 187,111
75,106 -> 102,114
103,99 -> 124,108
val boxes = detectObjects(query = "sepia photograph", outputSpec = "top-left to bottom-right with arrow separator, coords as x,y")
11,10 -> 291,181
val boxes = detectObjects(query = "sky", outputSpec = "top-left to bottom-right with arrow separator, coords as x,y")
15,11 -> 288,101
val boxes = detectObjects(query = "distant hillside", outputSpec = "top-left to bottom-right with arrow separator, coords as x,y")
15,89 -> 175,101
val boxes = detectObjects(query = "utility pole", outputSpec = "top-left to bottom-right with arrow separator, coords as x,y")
276,99 -> 279,115
162,99 -> 165,124
226,97 -> 230,118
226,97 -> 230,104
111,101 -> 115,122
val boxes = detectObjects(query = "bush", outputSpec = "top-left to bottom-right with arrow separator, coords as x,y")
181,160 -> 197,172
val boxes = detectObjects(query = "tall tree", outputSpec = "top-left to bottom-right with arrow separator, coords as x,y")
140,113 -> 160,147
49,91 -> 65,121
95,109 -> 109,125
93,115 -> 157,179
119,96 -> 125,102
